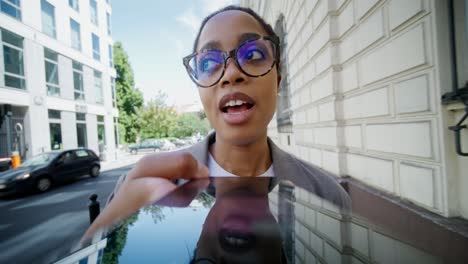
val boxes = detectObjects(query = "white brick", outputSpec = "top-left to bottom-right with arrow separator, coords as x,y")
351,223 -> 369,256
310,231 -> 324,257
313,0 -> 329,29
356,0 -> 380,19
324,243 -> 342,264
340,62 -> 359,92
308,19 -> 331,58
394,75 -> 430,114
309,148 -> 322,166
304,128 -> 314,144
307,106 -> 319,123
360,24 -> 427,85
344,125 -> 362,148
305,249 -> 317,264
315,127 -> 338,146
305,206 -> 317,227
315,46 -> 333,75
295,203 -> 306,221
346,154 -> 394,192
319,101 -> 335,121
356,8 -> 385,52
373,232 -> 398,264
295,237 -> 306,261
304,61 -> 316,84
305,0 -> 319,18
388,0 -> 423,30
322,150 -> 340,174
343,87 -> 389,119
310,70 -> 335,102
337,1 -> 354,37
366,122 -> 432,157
317,212 -> 342,246
338,7 -> 384,63
400,164 -> 435,208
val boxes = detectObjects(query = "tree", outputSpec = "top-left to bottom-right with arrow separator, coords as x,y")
169,112 -> 210,138
138,91 -> 178,139
113,42 -> 144,143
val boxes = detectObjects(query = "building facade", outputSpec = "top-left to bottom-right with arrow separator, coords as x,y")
0,0 -> 119,161
240,0 -> 468,221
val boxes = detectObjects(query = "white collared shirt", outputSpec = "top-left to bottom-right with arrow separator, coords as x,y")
208,153 -> 275,177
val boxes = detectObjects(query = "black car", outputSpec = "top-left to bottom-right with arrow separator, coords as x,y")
0,148 -> 100,195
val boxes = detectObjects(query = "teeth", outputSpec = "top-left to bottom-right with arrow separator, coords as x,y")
224,100 -> 247,108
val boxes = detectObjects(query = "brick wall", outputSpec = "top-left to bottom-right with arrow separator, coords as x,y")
240,0 -> 467,218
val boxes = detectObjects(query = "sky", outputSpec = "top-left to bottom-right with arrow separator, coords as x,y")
111,0 -> 238,108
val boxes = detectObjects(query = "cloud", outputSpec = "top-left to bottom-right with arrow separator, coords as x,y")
176,7 -> 201,33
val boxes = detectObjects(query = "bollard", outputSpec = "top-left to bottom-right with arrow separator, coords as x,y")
88,194 -> 100,224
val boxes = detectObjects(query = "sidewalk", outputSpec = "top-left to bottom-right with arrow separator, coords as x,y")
100,150 -> 145,172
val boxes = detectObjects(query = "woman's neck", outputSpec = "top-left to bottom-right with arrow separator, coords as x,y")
209,133 -> 272,176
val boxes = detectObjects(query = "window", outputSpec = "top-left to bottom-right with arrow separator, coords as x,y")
41,0 -> 56,38
90,0 -> 98,26
1,0 -> 21,20
92,33 -> 100,61
97,115 -> 106,146
274,15 -> 293,131
108,44 -> 113,67
453,0 -> 468,88
2,29 -> 25,89
68,0 -> 79,12
73,61 -> 85,100
94,71 -> 103,104
44,48 -> 60,97
76,113 -> 87,148
70,19 -> 81,51
48,109 -> 62,150
106,12 -> 111,35
75,149 -> 89,157
111,77 -> 116,108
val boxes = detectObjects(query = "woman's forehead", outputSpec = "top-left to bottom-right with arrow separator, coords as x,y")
197,10 -> 268,51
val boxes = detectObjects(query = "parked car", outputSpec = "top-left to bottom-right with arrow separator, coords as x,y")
169,138 -> 186,147
0,157 -> 12,172
128,139 -> 162,154
0,148 -> 100,195
160,139 -> 176,151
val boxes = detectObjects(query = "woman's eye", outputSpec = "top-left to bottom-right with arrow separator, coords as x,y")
245,49 -> 265,61
200,58 -> 220,73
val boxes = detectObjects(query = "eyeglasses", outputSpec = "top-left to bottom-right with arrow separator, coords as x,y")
183,35 -> 280,88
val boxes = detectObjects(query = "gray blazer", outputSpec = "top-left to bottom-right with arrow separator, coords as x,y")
108,132 -> 351,210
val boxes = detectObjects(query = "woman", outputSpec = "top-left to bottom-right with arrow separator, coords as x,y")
82,5 -> 350,244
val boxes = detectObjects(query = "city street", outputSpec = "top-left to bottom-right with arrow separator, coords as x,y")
0,152 -> 144,264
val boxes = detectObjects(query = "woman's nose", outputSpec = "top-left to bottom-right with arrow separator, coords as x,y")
219,57 -> 246,87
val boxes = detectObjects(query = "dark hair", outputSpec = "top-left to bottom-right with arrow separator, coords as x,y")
192,5 -> 281,71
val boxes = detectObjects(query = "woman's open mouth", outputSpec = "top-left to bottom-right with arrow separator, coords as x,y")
219,92 -> 256,125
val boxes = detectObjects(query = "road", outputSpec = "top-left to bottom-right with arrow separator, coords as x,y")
0,165 -> 133,264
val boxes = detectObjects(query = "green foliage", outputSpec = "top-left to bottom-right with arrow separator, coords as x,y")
102,213 -> 139,264
137,90 -> 211,140
114,42 -> 144,143
168,112 -> 210,138
138,91 -> 178,139
142,205 -> 166,224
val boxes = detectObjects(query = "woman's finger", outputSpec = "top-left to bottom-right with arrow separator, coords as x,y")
127,151 -> 209,181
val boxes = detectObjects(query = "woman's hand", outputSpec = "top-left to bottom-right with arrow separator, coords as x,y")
81,151 -> 209,244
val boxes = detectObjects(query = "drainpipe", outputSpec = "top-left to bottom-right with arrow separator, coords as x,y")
441,0 -> 468,156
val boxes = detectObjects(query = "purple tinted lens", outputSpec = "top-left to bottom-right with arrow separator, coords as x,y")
237,39 -> 274,75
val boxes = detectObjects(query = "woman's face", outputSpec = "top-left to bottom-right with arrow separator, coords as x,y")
196,10 -> 279,145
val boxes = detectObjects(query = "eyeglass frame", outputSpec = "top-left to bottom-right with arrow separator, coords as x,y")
183,35 -> 280,88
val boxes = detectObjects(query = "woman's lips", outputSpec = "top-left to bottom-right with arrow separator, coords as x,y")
222,104 -> 256,125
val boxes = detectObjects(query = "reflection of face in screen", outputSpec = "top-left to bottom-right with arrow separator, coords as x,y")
192,178 -> 284,264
